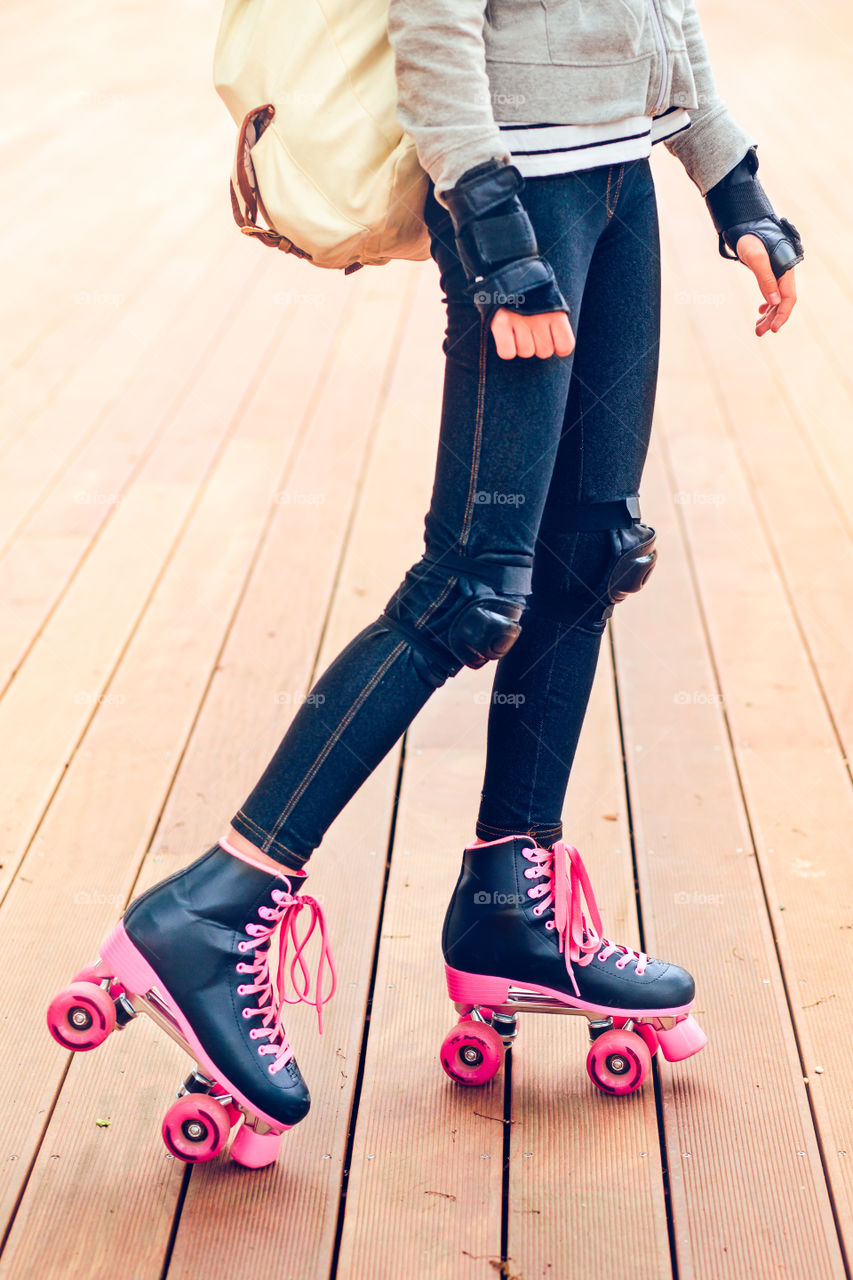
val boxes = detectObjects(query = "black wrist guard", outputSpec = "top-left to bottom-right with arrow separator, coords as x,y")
440,160 -> 569,323
705,147 -> 803,279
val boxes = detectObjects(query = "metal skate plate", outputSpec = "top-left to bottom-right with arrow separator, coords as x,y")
454,986 -> 678,1030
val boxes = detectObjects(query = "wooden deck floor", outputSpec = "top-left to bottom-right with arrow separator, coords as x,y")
1,2 -> 851,1277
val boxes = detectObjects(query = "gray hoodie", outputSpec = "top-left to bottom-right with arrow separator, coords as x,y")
386,0 -> 755,204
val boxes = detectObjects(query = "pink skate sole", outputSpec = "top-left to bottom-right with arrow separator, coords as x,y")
100,922 -> 292,1135
444,964 -> 694,1021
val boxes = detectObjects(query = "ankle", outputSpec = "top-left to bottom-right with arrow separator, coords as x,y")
220,828 -> 307,879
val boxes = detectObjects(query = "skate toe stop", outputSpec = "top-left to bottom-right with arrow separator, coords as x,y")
656,1014 -> 707,1062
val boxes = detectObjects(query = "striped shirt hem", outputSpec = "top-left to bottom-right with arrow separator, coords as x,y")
497,107 -> 691,178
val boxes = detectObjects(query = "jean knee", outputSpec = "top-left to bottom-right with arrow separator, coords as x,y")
530,496 -> 657,631
380,548 -> 533,689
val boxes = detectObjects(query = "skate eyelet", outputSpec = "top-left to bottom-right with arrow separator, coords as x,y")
242,1009 -> 253,1019
237,985 -> 248,995
238,941 -> 249,952
532,905 -> 543,916
545,920 -> 555,930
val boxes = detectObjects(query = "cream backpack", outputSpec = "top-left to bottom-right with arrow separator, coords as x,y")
213,0 -> 431,273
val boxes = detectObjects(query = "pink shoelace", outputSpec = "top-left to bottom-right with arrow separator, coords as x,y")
235,880 -> 337,1076
522,840 -> 648,999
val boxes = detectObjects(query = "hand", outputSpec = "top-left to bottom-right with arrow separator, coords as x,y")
736,232 -> 797,337
490,308 -> 575,360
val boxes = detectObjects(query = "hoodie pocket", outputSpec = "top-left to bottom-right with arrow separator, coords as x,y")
543,0 -> 651,65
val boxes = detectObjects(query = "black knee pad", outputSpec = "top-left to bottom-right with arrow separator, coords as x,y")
530,494 -> 657,630
445,590 -> 523,668
604,521 -> 657,611
380,550 -> 533,689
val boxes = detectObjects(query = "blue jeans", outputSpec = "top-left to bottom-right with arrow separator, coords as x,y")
231,158 -> 661,870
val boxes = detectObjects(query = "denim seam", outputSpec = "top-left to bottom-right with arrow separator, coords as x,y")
476,819 -> 563,840
524,615 -> 564,831
262,639 -> 408,849
414,576 -> 458,629
230,812 -> 306,867
412,314 -> 487,634
458,319 -> 489,548
605,163 -> 625,219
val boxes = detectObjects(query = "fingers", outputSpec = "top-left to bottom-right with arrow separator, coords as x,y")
737,233 -> 781,305
772,268 -> 797,331
489,309 -> 575,359
490,309 -> 516,360
754,267 -> 797,336
550,312 -> 576,357
512,314 -> 537,359
737,232 -> 799,337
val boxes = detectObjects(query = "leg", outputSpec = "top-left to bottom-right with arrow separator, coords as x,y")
228,179 -> 592,871
476,158 -> 662,844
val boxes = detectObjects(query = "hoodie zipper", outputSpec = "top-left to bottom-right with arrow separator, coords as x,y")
646,0 -> 668,113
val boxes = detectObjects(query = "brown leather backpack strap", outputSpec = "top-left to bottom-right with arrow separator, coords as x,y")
230,105 -> 313,258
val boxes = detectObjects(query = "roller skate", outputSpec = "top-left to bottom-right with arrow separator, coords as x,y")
46,840 -> 335,1168
439,835 -> 706,1096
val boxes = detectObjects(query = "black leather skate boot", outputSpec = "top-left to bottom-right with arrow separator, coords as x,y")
442,835 -> 694,1017
98,841 -> 335,1130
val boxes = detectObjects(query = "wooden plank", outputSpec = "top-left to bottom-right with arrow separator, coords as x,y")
602,153 -> 845,1274
0,174 -> 225,463
165,259 -> 450,1280
507,643 -> 671,1280
654,148 -> 853,1258
617,437 -> 843,1278
0,0 -> 230,451
335,700 -> 505,1280
0,222 -> 244,693
0,256 -> 299,893
0,188 -> 235,546
0,257 -> 364,1273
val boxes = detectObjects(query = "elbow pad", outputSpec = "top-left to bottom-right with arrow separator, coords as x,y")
439,160 -> 569,324
705,147 -> 804,279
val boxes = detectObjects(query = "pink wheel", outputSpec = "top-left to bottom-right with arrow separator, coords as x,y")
72,963 -> 126,1000
612,1017 -> 659,1057
586,1029 -> 652,1096
161,1094 -> 230,1163
440,1021 -> 504,1086
633,1022 -> 659,1057
229,1123 -> 283,1169
47,981 -> 116,1051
